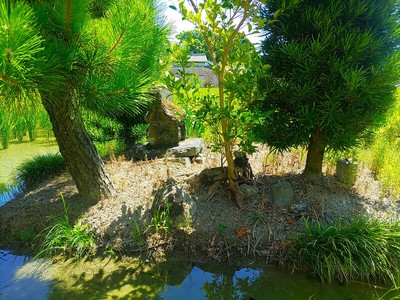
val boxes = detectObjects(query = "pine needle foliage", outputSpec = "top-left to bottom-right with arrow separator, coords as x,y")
0,0 -> 168,200
257,0 -> 400,177
291,218 -> 400,284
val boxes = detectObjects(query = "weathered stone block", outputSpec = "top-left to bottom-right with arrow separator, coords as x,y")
271,181 -> 294,207
130,138 -> 204,160
336,159 -> 358,185
147,123 -> 181,147
145,88 -> 187,147
167,138 -> 203,157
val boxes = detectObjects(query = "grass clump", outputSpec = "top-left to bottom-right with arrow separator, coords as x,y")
14,153 -> 66,189
291,218 -> 400,284
131,221 -> 144,247
146,204 -> 172,237
36,193 -> 95,259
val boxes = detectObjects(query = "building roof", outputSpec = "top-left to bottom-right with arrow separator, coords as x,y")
189,53 -> 209,63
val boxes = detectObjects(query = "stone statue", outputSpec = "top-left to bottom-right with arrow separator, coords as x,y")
145,89 -> 187,147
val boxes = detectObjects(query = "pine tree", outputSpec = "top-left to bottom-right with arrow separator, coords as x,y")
258,0 -> 400,178
0,0 -> 167,201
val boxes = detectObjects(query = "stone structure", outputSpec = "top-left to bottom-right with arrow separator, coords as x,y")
336,158 -> 358,185
271,181 -> 294,207
145,89 -> 187,147
130,88 -> 204,161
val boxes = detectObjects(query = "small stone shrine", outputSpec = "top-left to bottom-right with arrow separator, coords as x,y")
145,89 -> 187,147
336,158 -> 358,185
131,88 -> 204,160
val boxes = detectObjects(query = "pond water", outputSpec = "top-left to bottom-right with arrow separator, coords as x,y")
0,250 -> 390,300
0,138 -> 59,184
0,138 -> 59,206
0,184 -> 22,207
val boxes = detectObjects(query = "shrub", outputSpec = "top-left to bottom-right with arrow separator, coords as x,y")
257,0 -> 400,179
14,153 -> 66,189
291,218 -> 400,284
361,90 -> 400,199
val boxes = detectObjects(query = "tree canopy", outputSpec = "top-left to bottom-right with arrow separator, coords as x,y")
257,0 -> 400,178
0,0 -> 168,200
176,30 -> 211,59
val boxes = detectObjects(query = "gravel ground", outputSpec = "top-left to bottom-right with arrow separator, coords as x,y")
1,145 -> 398,263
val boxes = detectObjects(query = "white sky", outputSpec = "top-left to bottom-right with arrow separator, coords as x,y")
160,0 -> 263,45
161,0 -> 194,41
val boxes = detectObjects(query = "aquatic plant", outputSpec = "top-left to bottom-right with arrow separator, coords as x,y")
291,218 -> 400,284
36,193 -> 95,259
14,153 -> 66,189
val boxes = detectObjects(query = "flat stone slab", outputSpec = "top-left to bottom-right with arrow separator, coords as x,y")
130,138 -> 203,160
167,138 -> 203,157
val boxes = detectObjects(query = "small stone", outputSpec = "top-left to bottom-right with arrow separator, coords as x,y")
240,184 -> 259,198
271,181 -> 294,207
193,156 -> 204,164
290,202 -> 309,214
167,138 -> 204,157
153,183 -> 197,224
179,157 -> 191,167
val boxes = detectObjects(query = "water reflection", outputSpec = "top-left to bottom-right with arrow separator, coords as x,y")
0,184 -> 22,207
0,251 -> 389,299
0,251 -> 49,300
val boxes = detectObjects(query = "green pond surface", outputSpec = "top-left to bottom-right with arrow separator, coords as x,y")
0,137 -> 59,184
0,250 -> 391,300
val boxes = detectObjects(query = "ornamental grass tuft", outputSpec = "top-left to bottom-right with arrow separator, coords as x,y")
291,218 -> 400,284
36,193 -> 95,259
14,153 -> 66,189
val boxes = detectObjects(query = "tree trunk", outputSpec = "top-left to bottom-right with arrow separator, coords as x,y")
40,88 -> 115,202
303,131 -> 326,180
218,75 -> 245,208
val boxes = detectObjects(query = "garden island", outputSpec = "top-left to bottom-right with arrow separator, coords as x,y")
1,0 -> 400,298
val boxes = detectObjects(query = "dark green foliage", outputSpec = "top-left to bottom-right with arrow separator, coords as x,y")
0,110 -> 12,149
257,0 -> 400,174
83,110 -> 122,143
14,153 -> 66,189
83,110 -> 148,145
291,218 -> 400,284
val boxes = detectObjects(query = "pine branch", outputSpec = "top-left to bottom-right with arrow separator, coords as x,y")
108,29 -> 126,54
106,87 -> 128,97
0,72 -> 18,85
65,0 -> 71,42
